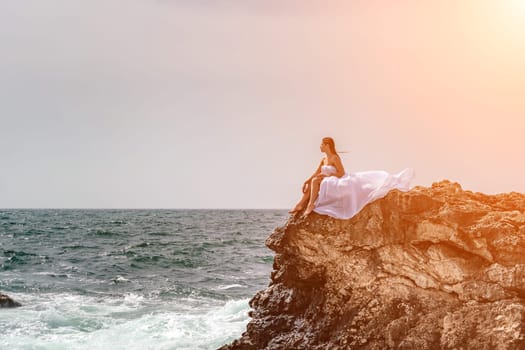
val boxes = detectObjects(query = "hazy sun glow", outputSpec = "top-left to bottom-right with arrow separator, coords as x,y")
1,1 -> 525,208
507,0 -> 525,16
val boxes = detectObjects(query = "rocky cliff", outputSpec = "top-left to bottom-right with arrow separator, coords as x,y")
220,180 -> 525,350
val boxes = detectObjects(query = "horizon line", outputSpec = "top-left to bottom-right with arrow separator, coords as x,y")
0,207 -> 289,211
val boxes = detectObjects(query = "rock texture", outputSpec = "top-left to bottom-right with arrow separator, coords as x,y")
0,293 -> 21,308
220,180 -> 525,350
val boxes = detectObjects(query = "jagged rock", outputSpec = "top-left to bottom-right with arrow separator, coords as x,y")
219,180 -> 525,350
0,293 -> 21,308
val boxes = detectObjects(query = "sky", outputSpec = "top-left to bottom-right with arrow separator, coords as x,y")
1,0 -> 524,209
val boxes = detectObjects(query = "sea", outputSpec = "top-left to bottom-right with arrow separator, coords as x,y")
0,209 -> 289,350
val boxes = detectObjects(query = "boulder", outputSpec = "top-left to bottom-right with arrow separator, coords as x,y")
0,293 -> 21,308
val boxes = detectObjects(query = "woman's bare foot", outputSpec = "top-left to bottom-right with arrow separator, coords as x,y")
301,204 -> 315,218
288,205 -> 304,214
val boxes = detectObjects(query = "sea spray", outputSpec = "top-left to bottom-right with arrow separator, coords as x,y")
0,292 -> 251,349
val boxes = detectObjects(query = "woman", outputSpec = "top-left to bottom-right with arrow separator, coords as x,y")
289,137 -> 345,217
290,137 -> 414,220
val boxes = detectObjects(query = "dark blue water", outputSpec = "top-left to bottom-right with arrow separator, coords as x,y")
0,209 -> 288,349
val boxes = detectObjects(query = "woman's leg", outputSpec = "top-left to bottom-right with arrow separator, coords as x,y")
304,177 -> 321,215
289,184 -> 311,213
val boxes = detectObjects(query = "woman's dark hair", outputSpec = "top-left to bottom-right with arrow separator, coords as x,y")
323,137 -> 337,154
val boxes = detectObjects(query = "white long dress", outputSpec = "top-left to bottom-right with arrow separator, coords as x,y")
313,166 -> 414,220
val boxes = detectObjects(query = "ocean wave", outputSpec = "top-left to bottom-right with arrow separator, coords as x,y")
0,292 -> 250,350
91,230 -> 120,237
61,244 -> 99,250
151,298 -> 251,349
0,209 -> 288,348
1,250 -> 51,269
3,250 -> 38,258
111,276 -> 131,284
34,271 -> 72,279
215,284 -> 246,290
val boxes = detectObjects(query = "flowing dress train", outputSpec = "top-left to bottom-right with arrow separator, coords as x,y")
313,166 -> 415,219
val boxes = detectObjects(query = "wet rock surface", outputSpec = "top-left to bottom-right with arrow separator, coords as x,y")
0,293 -> 21,308
219,181 -> 525,350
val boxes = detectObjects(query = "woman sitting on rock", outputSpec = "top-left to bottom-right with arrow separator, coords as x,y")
290,137 -> 414,220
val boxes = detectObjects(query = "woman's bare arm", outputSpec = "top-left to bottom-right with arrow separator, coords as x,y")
302,159 -> 324,192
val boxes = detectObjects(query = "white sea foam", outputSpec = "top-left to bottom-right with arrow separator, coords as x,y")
216,284 -> 246,290
0,292 -> 250,350
111,275 -> 131,283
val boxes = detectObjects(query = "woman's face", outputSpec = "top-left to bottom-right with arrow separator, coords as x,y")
320,141 -> 328,152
